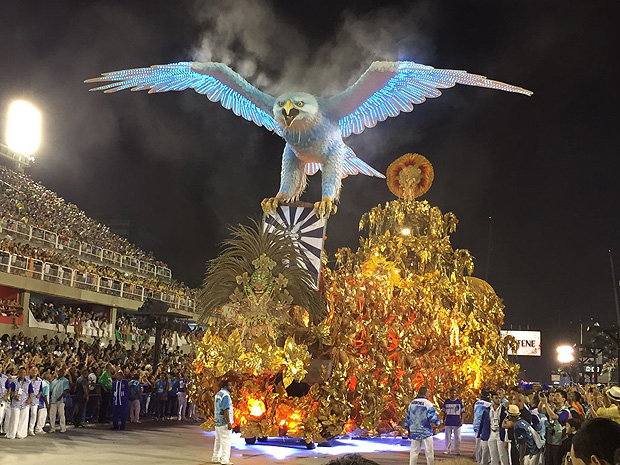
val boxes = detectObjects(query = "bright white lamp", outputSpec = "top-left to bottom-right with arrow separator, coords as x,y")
556,345 -> 574,364
6,100 -> 41,155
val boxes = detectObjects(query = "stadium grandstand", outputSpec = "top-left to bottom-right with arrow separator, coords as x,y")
0,157 -> 198,344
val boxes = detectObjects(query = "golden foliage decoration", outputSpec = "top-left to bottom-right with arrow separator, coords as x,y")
191,186 -> 517,442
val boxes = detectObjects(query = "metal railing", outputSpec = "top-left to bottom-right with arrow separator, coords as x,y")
0,216 -> 172,280
0,250 -> 195,313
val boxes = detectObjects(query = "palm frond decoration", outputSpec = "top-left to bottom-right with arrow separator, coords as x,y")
198,219 -> 325,323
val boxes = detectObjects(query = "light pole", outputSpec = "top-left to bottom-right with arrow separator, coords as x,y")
1,100 -> 41,171
557,345 -> 576,383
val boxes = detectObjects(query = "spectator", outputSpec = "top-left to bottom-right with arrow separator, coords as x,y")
128,373 -> 142,423
539,389 -> 571,465
98,363 -> 113,423
324,456 -> 381,464
154,372 -> 169,421
74,369 -> 89,428
570,418 -> 620,465
504,405 -> 542,465
49,368 -> 69,433
591,386 -> 620,424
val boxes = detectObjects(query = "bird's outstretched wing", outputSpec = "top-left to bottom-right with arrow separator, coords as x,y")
325,61 -> 533,138
85,62 -> 280,133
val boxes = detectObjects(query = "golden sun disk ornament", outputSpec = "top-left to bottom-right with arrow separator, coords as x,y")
386,153 -> 434,200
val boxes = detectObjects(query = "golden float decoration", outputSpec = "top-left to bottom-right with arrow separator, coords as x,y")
190,154 -> 518,442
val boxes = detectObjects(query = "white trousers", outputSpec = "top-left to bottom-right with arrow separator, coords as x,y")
6,406 -> 29,439
28,404 -> 39,434
129,399 -> 141,422
478,439 -> 491,465
49,402 -> 66,432
524,453 -> 541,465
212,425 -> 232,464
445,425 -> 461,453
35,407 -> 48,433
177,392 -> 187,418
488,438 -> 510,465
0,402 -> 9,434
410,436 -> 435,465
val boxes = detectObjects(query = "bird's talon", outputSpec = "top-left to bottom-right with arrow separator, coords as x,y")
261,195 -> 287,216
314,197 -> 337,219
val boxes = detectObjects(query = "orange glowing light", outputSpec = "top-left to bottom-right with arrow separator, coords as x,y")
248,398 -> 266,417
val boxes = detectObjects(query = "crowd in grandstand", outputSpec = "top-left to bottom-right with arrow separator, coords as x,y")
27,300 -> 201,347
0,331 -> 201,439
0,165 -> 195,302
0,165 -> 165,267
0,237 -> 193,301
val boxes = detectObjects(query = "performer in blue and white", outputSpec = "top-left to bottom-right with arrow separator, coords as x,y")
405,386 -> 441,465
441,388 -> 464,455
35,371 -> 51,434
6,366 -> 33,439
473,390 -> 493,462
112,371 -> 129,431
0,366 -> 11,435
27,366 -> 43,436
211,379 -> 234,465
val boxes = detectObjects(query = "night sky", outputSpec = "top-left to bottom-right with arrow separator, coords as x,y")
1,1 -> 618,382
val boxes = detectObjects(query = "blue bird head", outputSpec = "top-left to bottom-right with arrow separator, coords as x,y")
273,92 -> 319,129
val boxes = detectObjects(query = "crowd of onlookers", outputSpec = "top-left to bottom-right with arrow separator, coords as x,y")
0,236 -> 194,302
28,300 -> 203,346
0,165 -> 196,302
421,382 -> 620,465
0,331 -> 200,440
0,165 -> 165,268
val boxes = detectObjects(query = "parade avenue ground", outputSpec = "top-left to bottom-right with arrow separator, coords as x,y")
0,421 -> 477,465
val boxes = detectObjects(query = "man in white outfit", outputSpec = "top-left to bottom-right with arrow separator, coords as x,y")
488,391 -> 509,465
27,366 -> 43,436
49,368 -> 70,433
6,367 -> 33,439
211,380 -> 234,465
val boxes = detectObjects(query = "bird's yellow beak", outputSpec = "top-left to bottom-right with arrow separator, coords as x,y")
283,100 -> 295,113
281,99 -> 300,127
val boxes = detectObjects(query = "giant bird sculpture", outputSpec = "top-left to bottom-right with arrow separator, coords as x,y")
86,61 -> 531,217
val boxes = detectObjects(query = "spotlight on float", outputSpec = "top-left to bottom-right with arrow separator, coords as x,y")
6,100 -> 41,156
401,227 -> 411,236
556,345 -> 574,364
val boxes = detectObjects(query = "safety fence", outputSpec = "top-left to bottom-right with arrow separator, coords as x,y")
0,216 -> 172,280
0,250 -> 195,313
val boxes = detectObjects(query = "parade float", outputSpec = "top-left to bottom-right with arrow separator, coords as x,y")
191,154 -> 519,446
87,57 -> 530,446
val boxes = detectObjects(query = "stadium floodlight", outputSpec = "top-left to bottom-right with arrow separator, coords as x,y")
556,345 -> 575,364
6,100 -> 41,155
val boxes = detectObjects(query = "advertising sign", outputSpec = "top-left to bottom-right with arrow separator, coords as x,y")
501,330 -> 541,356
